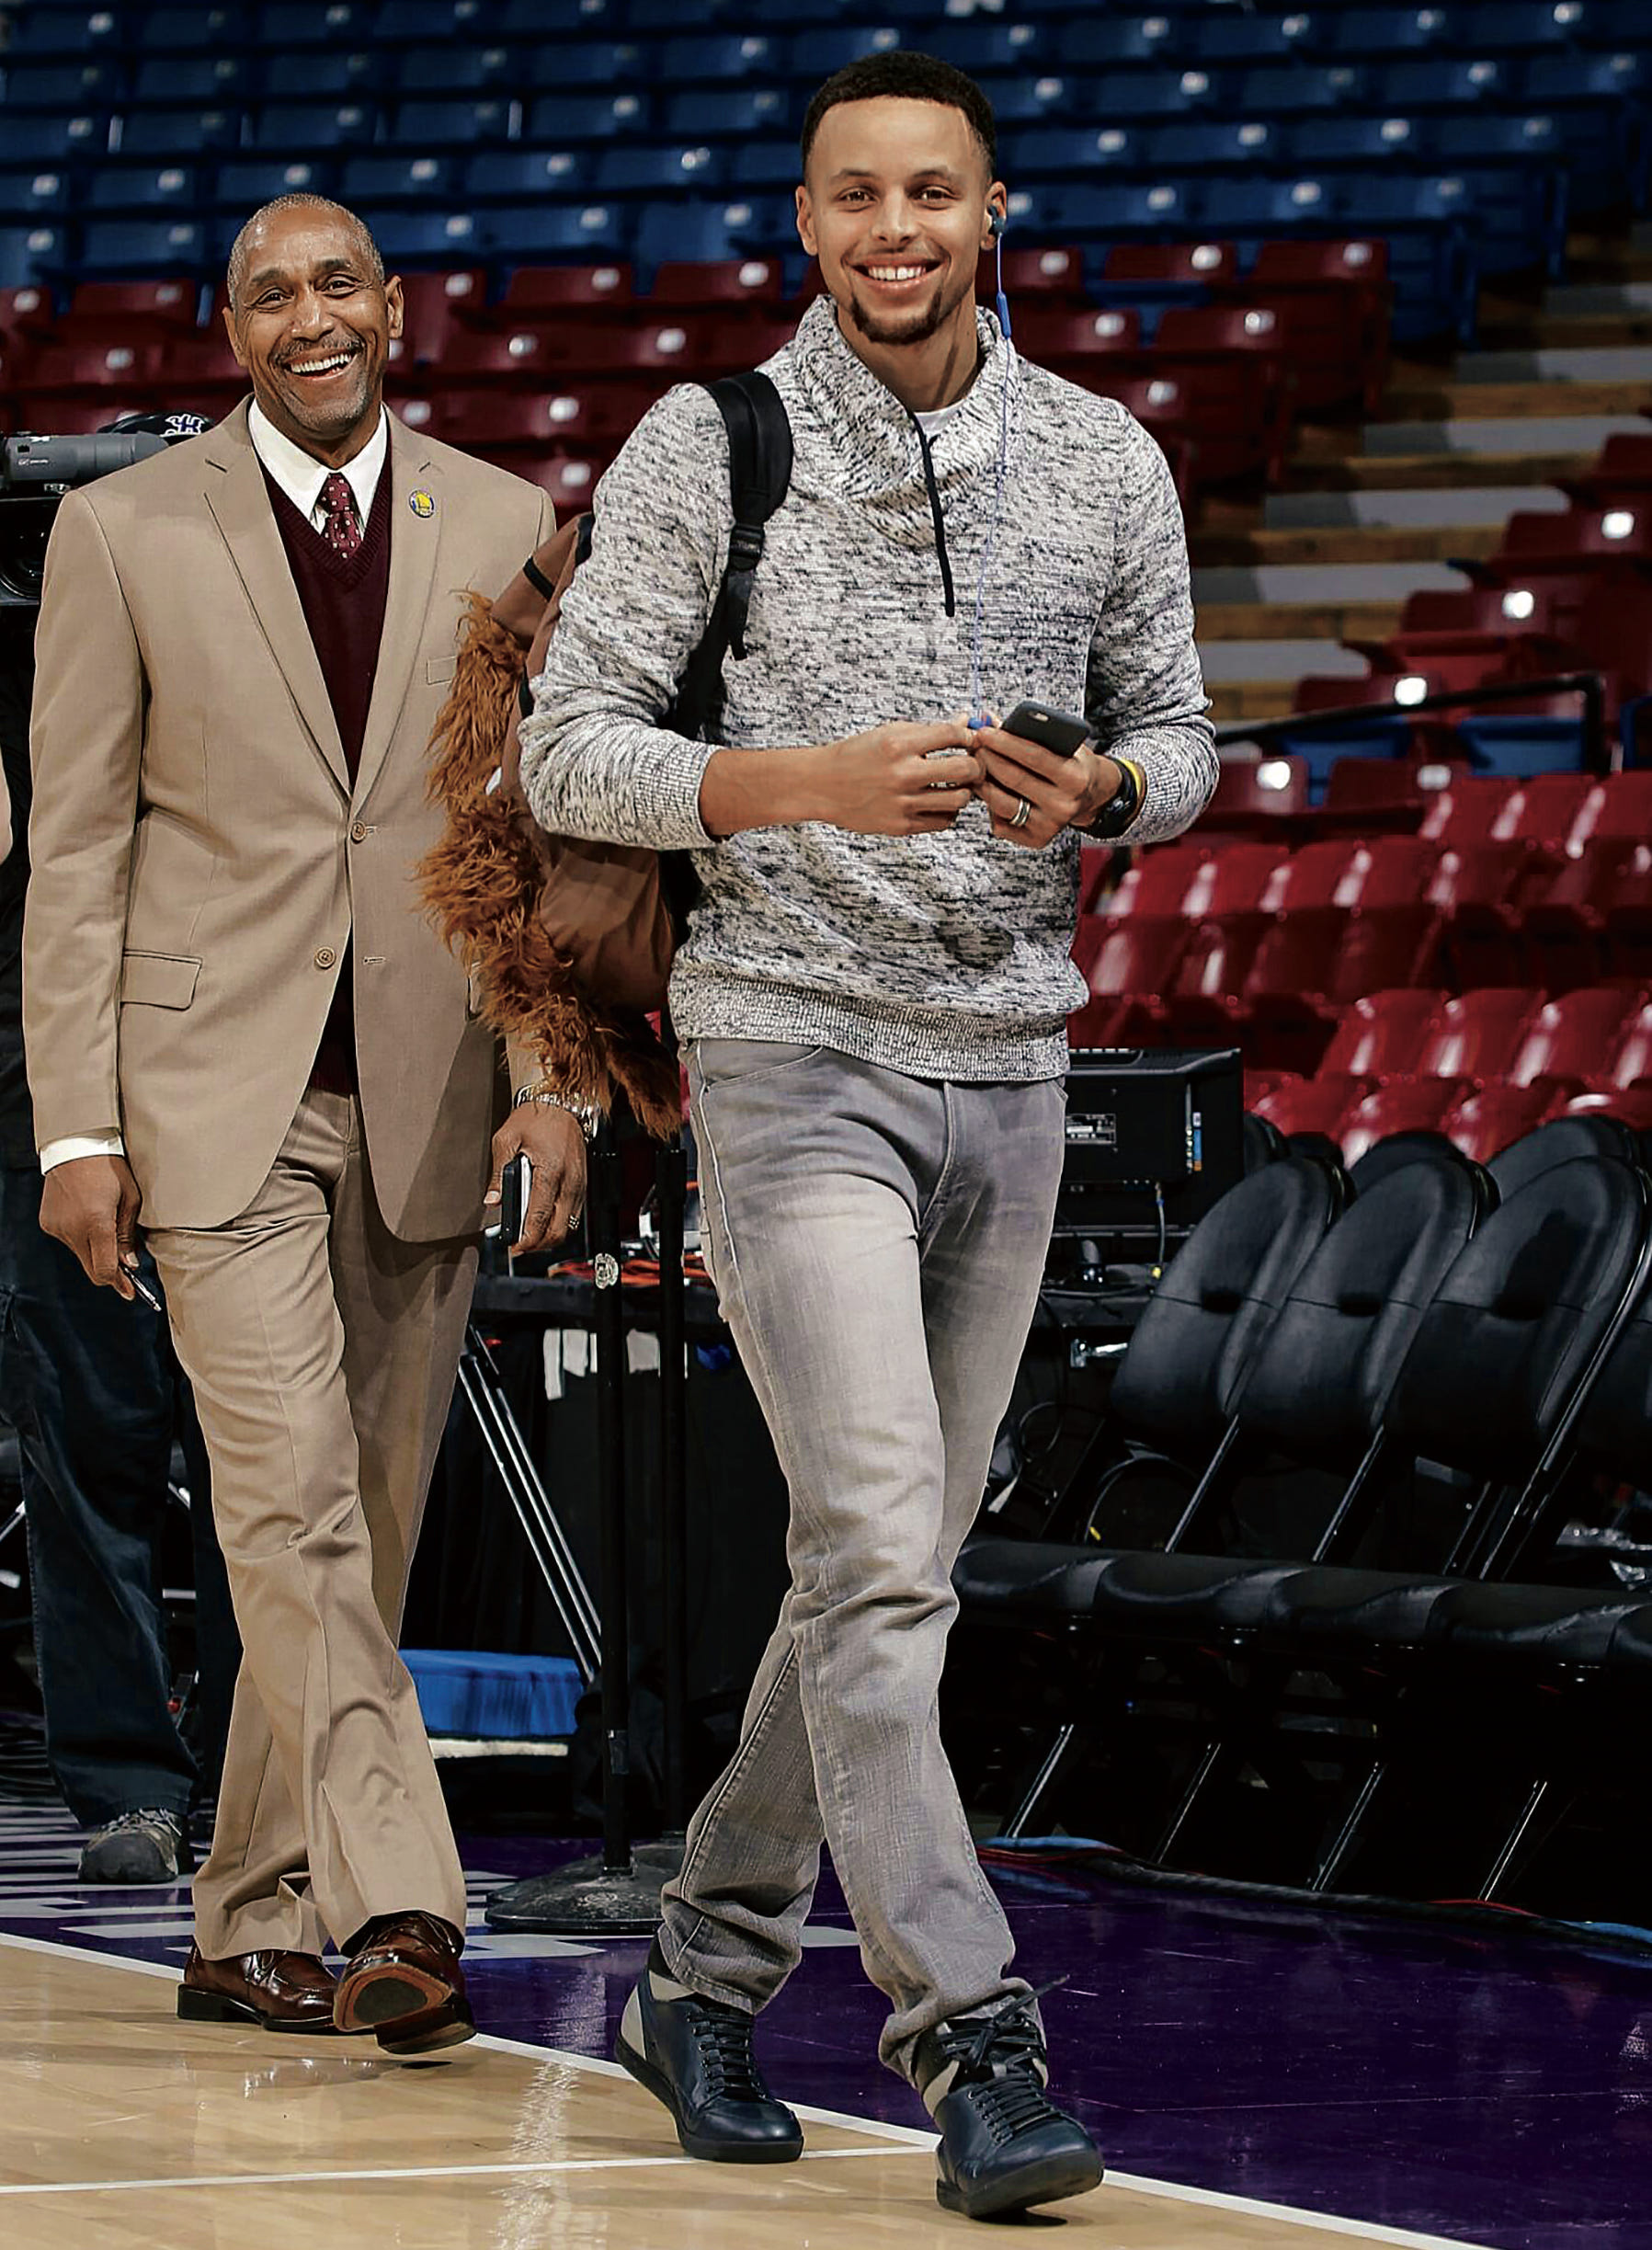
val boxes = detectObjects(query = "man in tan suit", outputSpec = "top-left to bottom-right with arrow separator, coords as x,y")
25,197 -> 586,2055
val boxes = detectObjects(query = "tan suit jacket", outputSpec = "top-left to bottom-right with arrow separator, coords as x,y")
24,405 -> 553,1236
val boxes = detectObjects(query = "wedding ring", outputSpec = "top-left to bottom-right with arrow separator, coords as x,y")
1009,795 -> 1031,830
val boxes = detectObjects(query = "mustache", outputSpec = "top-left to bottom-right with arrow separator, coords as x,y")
274,339 -> 365,370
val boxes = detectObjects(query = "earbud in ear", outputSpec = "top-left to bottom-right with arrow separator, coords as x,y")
987,208 -> 1007,240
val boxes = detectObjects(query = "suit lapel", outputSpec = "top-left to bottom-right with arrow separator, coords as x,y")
201,405 -> 349,795
352,414 -> 444,811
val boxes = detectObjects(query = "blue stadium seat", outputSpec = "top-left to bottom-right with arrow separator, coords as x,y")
255,3 -> 376,44
1181,175 -> 1341,233
664,88 -> 793,141
251,101 -> 378,151
118,105 -> 246,154
81,217 -> 211,272
0,170 -> 74,218
1367,57 -> 1513,109
631,196 -> 789,276
338,154 -> 466,205
1033,180 -> 1192,243
463,150 -> 596,200
1526,51 -> 1651,104
137,7 -> 245,50
3,6 -> 126,57
658,32 -> 786,81
998,125 -> 1151,182
212,156 -> 339,210
1453,717 -> 1587,778
0,61 -> 127,109
0,112 -> 109,163
394,45 -> 518,94
621,0 -> 716,23
474,200 -> 632,258
87,163 -> 204,211
973,74 -> 1074,127
519,39 -> 641,86
496,0 -> 622,29
1087,68 -> 1224,120
390,99 -> 515,147
262,53 -> 377,100
1327,9 -> 1453,59
1229,63 -> 1369,115
374,0 -> 492,40
784,28 -> 904,80
1452,2 -> 1589,52
728,140 -> 804,191
358,209 -> 486,265
1195,13 -> 1323,62
0,225 -> 69,289
1145,119 -> 1285,174
594,144 -> 727,195
523,94 -> 650,143
927,22 -> 1050,75
1052,16 -> 1185,70
130,56 -> 251,105
1286,115 -> 1426,166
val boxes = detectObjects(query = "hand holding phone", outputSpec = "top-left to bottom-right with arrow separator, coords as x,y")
1002,701 -> 1093,758
497,1151 -> 532,1250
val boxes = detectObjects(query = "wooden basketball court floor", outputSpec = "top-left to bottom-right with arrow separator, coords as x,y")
2,1931 -> 1475,2250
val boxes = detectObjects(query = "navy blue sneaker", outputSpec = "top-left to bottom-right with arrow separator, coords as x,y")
915,2000 -> 1104,2221
615,1947 -> 803,2164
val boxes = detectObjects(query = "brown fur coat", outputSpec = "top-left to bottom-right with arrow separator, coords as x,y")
417,591 -> 682,1140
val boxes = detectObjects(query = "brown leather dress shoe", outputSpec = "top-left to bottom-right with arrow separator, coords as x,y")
333,1911 -> 475,2057
177,1946 -> 340,2034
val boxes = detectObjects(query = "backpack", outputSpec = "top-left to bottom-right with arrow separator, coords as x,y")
503,371 -> 792,1011
421,372 -> 792,1133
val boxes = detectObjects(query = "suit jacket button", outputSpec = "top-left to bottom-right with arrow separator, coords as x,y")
314,945 -> 337,970
351,821 -> 369,843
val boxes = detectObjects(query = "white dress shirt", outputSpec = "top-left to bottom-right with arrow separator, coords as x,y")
40,406 -> 390,1175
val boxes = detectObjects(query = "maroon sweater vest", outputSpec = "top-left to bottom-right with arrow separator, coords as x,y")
265,463 -> 393,1095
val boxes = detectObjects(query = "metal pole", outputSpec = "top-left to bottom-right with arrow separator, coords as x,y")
588,1129 -> 632,1877
656,1136 -> 689,1838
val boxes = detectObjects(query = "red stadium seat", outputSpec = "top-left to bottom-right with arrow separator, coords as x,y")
1009,306 -> 1145,368
977,245 -> 1091,304
1604,1001 -> 1652,1091
1441,1083 -> 1559,1163
1177,840 -> 1288,919
1414,989 -> 1542,1083
495,263 -> 639,318
393,268 -> 487,365
1317,988 -> 1446,1079
1558,1087 -> 1652,1136
1484,504 -> 1652,584
58,277 -> 202,337
1202,753 -> 1310,828
1091,839 -> 1209,919
1100,240 -> 1241,291
432,385 -> 654,450
649,257 -> 789,311
1072,914 -> 1190,1002
1510,988 -> 1645,1090
1340,1079 -> 1464,1164
1253,1072 -> 1364,1143
1523,841 -> 1652,990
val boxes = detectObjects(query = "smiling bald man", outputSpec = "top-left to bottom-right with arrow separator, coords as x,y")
24,197 -> 582,2056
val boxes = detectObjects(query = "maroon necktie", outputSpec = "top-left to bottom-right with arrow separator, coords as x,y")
318,471 -> 362,560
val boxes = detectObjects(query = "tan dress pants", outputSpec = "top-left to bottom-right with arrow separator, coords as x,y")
147,1088 -> 474,1959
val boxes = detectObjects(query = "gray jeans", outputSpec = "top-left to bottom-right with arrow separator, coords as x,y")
661,1039 -> 1066,2081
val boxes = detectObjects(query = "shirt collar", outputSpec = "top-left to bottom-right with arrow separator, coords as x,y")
248,400 -> 389,524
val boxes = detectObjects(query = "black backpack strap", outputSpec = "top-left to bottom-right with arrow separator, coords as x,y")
669,371 -> 792,738
707,370 -> 792,661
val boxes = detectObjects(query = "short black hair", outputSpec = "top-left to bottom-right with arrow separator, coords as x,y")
800,51 -> 997,182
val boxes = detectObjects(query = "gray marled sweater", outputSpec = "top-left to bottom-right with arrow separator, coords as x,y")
520,295 -> 1215,1082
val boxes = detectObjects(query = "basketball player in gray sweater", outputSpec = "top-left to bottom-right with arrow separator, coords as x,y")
521,51 -> 1215,2221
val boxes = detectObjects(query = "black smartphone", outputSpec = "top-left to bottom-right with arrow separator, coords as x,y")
1003,701 -> 1092,758
499,1152 -> 532,1249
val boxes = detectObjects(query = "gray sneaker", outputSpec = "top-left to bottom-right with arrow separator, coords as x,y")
79,1808 -> 192,1884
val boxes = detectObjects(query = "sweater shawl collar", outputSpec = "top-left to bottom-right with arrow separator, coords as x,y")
785,294 -> 1020,558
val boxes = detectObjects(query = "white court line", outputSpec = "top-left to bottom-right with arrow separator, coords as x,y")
0,2149 -> 917,2198
0,1930 -> 1486,2246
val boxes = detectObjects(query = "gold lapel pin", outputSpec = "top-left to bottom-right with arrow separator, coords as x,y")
409,489 -> 436,519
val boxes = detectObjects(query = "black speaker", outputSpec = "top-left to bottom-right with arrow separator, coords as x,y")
1054,1046 -> 1244,1244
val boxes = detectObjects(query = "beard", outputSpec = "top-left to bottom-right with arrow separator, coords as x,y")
842,265 -> 972,348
